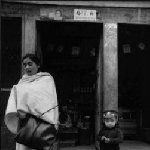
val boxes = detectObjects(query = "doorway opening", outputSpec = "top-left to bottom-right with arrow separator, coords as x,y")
36,21 -> 102,146
118,24 -> 150,142
1,16 -> 22,150
1,16 -> 22,121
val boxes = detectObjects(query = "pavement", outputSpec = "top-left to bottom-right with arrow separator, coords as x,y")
1,140 -> 150,150
120,140 -> 150,150
60,140 -> 150,150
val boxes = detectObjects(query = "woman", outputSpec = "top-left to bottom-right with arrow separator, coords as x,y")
5,53 -> 59,150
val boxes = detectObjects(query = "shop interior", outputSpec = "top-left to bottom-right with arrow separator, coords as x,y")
1,17 -> 22,123
36,21 -> 102,146
118,24 -> 150,140
1,17 -> 22,149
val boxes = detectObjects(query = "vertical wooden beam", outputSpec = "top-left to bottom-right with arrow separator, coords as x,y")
22,15 -> 36,56
22,15 -> 25,57
103,23 -> 118,111
95,31 -> 103,138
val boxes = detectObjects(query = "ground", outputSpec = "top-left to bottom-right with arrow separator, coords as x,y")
60,140 -> 150,150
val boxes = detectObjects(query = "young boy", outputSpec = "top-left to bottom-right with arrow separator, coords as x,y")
97,110 -> 123,150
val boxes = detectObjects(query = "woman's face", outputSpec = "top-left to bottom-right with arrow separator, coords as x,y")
23,57 -> 40,76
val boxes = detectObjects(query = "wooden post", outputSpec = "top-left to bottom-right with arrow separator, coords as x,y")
22,15 -> 36,56
95,32 -> 103,137
103,23 -> 118,111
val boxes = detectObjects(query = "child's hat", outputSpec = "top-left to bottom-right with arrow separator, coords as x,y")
103,110 -> 118,120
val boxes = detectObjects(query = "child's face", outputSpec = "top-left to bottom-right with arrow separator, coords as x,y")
104,117 -> 116,128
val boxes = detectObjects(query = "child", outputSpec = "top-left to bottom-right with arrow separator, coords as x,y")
97,110 -> 123,150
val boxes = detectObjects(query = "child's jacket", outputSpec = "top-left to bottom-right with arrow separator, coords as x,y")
97,125 -> 123,150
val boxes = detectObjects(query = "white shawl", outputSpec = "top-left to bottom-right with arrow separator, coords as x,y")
5,72 -> 59,134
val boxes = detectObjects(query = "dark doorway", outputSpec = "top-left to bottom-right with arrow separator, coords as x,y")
118,24 -> 150,142
1,17 -> 22,88
36,21 -> 102,146
1,17 -> 22,119
1,16 -> 22,150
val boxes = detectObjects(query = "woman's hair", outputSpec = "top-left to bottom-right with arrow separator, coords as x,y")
22,53 -> 40,66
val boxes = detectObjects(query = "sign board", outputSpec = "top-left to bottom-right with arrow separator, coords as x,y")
74,9 -> 96,21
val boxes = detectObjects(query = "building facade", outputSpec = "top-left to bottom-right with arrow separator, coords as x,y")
1,0 -> 150,149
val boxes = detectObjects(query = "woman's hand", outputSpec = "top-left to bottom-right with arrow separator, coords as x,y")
18,110 -> 26,119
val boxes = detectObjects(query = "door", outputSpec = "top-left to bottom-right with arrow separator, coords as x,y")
36,21 -> 103,145
1,16 -> 22,149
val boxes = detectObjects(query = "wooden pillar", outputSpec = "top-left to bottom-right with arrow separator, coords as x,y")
103,23 -> 118,111
22,15 -> 36,56
95,32 -> 103,137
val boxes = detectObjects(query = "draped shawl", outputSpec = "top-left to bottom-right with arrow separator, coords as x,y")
5,72 -> 59,134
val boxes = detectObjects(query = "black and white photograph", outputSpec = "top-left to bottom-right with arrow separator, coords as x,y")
1,1 -> 150,150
